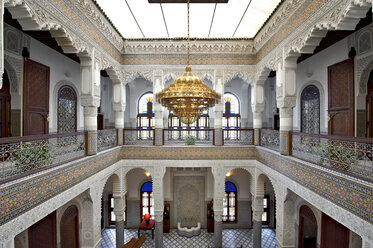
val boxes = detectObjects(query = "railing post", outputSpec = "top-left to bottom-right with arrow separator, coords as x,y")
117,128 -> 123,146
254,129 -> 261,146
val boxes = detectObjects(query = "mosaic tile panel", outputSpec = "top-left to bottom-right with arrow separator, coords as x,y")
0,148 -> 121,226
256,148 -> 373,224
121,146 -> 257,160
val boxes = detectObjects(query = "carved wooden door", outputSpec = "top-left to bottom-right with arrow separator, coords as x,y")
0,71 -> 11,137
23,59 -> 50,136
321,213 -> 349,248
28,211 -> 57,248
327,58 -> 354,136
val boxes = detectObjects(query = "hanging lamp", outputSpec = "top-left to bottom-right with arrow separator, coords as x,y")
155,0 -> 221,124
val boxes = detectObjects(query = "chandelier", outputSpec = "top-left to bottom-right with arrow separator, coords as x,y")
156,0 -> 221,125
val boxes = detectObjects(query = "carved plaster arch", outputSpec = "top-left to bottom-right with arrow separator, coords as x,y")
223,167 -> 254,199
100,171 -> 122,199
163,72 -> 177,86
255,172 -> 278,200
123,71 -> 153,85
3,56 -> 21,94
357,54 -> 373,96
224,71 -> 253,85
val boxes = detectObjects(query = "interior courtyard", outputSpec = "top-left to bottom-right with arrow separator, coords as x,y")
0,0 -> 372,247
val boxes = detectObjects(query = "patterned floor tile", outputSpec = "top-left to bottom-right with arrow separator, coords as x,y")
100,228 -> 278,248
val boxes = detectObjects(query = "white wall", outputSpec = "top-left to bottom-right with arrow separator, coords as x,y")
29,38 -> 83,132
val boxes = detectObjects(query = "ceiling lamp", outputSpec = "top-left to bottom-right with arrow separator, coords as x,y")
156,0 -> 221,124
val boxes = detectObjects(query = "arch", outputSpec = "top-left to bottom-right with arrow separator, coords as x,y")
60,205 -> 79,248
53,80 -> 81,133
223,181 -> 237,222
137,91 -> 154,114
300,85 -> 320,134
358,31 -> 372,54
295,199 -> 321,248
255,173 -> 277,199
224,71 -> 252,85
57,85 -> 77,133
298,205 -> 318,248
297,81 -> 325,134
223,92 -> 240,114
140,181 -> 154,220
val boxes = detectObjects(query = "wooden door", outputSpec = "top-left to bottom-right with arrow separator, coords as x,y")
0,71 -> 11,137
29,211 -> 57,248
60,205 -> 79,248
23,59 -> 50,136
328,59 -> 354,136
321,213 -> 349,248
366,70 -> 373,137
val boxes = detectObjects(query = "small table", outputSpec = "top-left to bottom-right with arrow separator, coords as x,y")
138,219 -> 155,239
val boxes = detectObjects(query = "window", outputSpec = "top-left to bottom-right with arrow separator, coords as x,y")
140,182 -> 154,220
167,110 -> 209,140
301,85 -> 320,134
108,194 -> 115,226
223,93 -> 241,140
223,182 -> 237,222
262,195 -> 270,225
57,85 -> 77,133
137,92 -> 154,140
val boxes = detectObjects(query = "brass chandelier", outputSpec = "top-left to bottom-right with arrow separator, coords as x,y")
156,0 -> 221,124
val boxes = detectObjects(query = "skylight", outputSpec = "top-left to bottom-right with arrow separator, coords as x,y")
95,0 -> 281,39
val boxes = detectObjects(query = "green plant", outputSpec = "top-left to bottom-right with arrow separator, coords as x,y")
11,142 -> 54,172
184,135 -> 196,145
319,142 -> 356,171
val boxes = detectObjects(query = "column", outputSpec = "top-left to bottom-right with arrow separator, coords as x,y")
363,238 -> 373,248
153,70 -> 164,146
0,238 -> 14,248
275,188 -> 296,248
252,197 -> 264,248
112,81 -> 126,145
276,53 -> 298,155
152,167 -> 166,248
81,190 -> 102,248
211,166 -> 225,248
79,49 -> 101,155
214,70 -> 224,145
113,197 -> 125,248
251,80 -> 265,145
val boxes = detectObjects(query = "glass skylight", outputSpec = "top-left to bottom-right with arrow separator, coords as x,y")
95,0 -> 281,38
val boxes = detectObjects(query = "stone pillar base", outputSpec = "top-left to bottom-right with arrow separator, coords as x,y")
280,131 -> 291,155
155,220 -> 163,248
254,128 -> 261,146
86,131 -> 97,155
214,128 -> 223,146
214,220 -> 222,248
117,129 -> 123,146
154,128 -> 163,146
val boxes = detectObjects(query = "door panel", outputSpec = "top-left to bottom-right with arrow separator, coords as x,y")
328,59 -> 354,136
321,213 -> 349,248
23,59 -> 50,136
28,211 -> 56,248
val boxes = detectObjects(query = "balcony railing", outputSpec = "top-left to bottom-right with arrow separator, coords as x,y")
260,129 -> 280,151
0,132 -> 85,182
163,129 -> 215,145
223,129 -> 254,145
97,129 -> 117,152
291,132 -> 373,181
123,129 -> 155,146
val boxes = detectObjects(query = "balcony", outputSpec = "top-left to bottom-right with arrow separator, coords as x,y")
0,128 -> 372,184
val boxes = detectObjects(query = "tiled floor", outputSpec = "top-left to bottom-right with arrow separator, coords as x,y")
100,228 -> 278,248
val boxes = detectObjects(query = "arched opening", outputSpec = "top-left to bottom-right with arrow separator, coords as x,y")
57,85 -> 77,133
223,181 -> 237,223
301,85 -> 320,134
366,70 -> 373,137
223,92 -> 241,140
0,70 -> 11,137
140,181 -> 154,221
298,205 -> 317,248
60,205 -> 79,248
137,92 -> 154,140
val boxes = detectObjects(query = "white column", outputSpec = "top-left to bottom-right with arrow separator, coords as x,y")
252,197 -> 264,248
275,187 -> 296,248
112,81 -> 126,145
0,238 -> 14,248
276,53 -> 298,155
153,70 -> 164,146
113,197 -> 125,248
214,70 -> 224,146
79,49 -> 101,155
152,167 -> 166,248
251,80 -> 265,145
81,190 -> 102,248
211,166 -> 225,247
363,237 -> 373,248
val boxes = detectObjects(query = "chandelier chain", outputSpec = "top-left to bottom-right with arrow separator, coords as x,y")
187,0 -> 190,66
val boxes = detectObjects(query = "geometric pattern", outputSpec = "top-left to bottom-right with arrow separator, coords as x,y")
257,148 -> 373,224
100,228 -> 278,248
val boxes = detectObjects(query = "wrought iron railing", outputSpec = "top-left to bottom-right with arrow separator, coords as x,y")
97,129 -> 117,152
123,129 -> 155,146
223,129 -> 254,145
260,129 -> 280,151
163,129 -> 215,146
291,132 -> 373,181
0,132 -> 85,182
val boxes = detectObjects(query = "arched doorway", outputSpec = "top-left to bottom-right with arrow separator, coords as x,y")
57,85 -> 77,133
301,85 -> 320,134
298,205 -> 317,248
366,70 -> 373,137
60,205 -> 79,248
0,70 -> 11,137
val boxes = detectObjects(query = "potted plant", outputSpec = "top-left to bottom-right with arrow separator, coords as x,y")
184,135 -> 196,145
319,142 -> 356,171
11,141 -> 54,172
